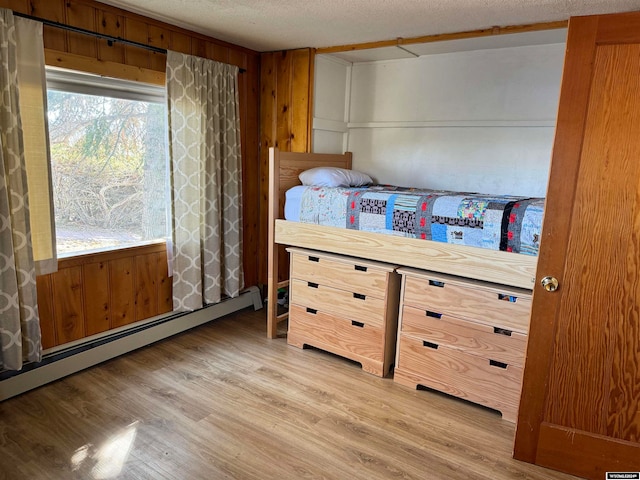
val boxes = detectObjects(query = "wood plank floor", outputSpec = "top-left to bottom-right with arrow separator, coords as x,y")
0,307 -> 580,480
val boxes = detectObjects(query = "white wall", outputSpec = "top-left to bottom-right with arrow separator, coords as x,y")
312,55 -> 350,153
313,42 -> 566,197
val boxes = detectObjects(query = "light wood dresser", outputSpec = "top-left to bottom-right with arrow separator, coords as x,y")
394,267 -> 532,422
286,247 -> 400,377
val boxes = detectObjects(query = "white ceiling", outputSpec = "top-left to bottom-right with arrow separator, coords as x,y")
96,0 -> 640,53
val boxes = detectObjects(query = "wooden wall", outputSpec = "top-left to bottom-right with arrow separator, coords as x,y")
37,243 -> 172,349
0,0 -> 261,348
259,48 -> 314,284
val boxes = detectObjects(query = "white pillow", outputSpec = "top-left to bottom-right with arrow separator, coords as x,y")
299,167 -> 372,187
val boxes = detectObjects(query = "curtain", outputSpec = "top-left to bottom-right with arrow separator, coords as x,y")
166,51 -> 243,311
0,10 -> 43,371
15,16 -> 56,276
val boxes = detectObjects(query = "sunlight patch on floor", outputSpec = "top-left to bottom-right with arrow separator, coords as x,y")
71,421 -> 139,479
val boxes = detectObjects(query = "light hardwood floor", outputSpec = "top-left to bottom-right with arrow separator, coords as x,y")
0,307 -> 579,480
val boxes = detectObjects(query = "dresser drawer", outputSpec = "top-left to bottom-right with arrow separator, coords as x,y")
288,304 -> 385,372
290,249 -> 392,298
402,274 -> 531,333
396,334 -> 523,416
290,278 -> 386,327
401,305 -> 527,366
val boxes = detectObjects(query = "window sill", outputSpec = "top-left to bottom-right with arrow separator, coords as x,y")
53,240 -> 169,270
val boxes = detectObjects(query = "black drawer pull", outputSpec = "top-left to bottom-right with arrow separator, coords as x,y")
307,282 -> 319,288
351,320 -> 364,328
308,256 -> 319,262
429,280 -> 445,288
498,293 -> 517,303
354,265 -> 367,272
306,308 -> 317,314
493,327 -> 512,336
489,360 -> 508,369
426,311 -> 442,319
353,293 -> 366,300
423,341 -> 439,349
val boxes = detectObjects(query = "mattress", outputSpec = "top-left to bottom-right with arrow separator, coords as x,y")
284,185 -> 307,222
284,185 -> 545,255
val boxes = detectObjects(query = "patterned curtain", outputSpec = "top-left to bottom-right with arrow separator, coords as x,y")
0,9 -> 41,371
166,51 -> 243,311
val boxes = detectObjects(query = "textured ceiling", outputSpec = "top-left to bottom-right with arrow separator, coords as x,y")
96,0 -> 640,52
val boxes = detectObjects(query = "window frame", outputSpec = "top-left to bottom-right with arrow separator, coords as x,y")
45,67 -> 170,259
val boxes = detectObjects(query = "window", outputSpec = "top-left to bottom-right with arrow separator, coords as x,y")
46,69 -> 169,256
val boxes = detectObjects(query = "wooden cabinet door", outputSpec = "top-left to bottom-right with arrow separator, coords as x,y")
514,11 -> 640,480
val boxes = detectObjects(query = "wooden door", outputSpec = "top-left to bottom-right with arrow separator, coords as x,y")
514,11 -> 640,480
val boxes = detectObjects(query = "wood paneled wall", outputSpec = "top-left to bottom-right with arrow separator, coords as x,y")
37,243 -> 172,349
3,0 -> 257,76
0,0 -> 262,347
1,0 -> 261,289
259,48 -> 314,284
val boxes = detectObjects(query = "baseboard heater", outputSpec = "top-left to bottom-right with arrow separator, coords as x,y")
0,286 -> 263,402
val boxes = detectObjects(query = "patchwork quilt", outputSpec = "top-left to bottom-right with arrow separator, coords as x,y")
298,185 -> 544,256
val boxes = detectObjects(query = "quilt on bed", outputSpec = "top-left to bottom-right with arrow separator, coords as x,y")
298,185 -> 544,255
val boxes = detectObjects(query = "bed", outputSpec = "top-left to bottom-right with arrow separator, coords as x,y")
267,147 -> 541,338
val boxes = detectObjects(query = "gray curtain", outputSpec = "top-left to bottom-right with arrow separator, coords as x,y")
166,51 -> 243,311
0,9 -> 41,371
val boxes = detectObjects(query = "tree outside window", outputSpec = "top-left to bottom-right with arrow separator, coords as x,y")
46,73 -> 168,256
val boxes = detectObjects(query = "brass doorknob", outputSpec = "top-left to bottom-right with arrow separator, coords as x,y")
541,276 -> 559,292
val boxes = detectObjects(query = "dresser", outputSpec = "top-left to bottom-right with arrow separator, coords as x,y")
394,267 -> 532,422
286,247 -> 400,377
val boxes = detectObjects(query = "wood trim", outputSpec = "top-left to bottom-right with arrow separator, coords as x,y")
316,20 -> 568,54
57,242 -> 168,269
45,49 -> 165,84
536,423 -> 640,478
596,10 -> 640,45
513,15 -> 600,463
275,220 -> 537,290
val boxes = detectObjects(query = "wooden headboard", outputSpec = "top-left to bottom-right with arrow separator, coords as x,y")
267,147 -> 352,338
268,148 -> 353,224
